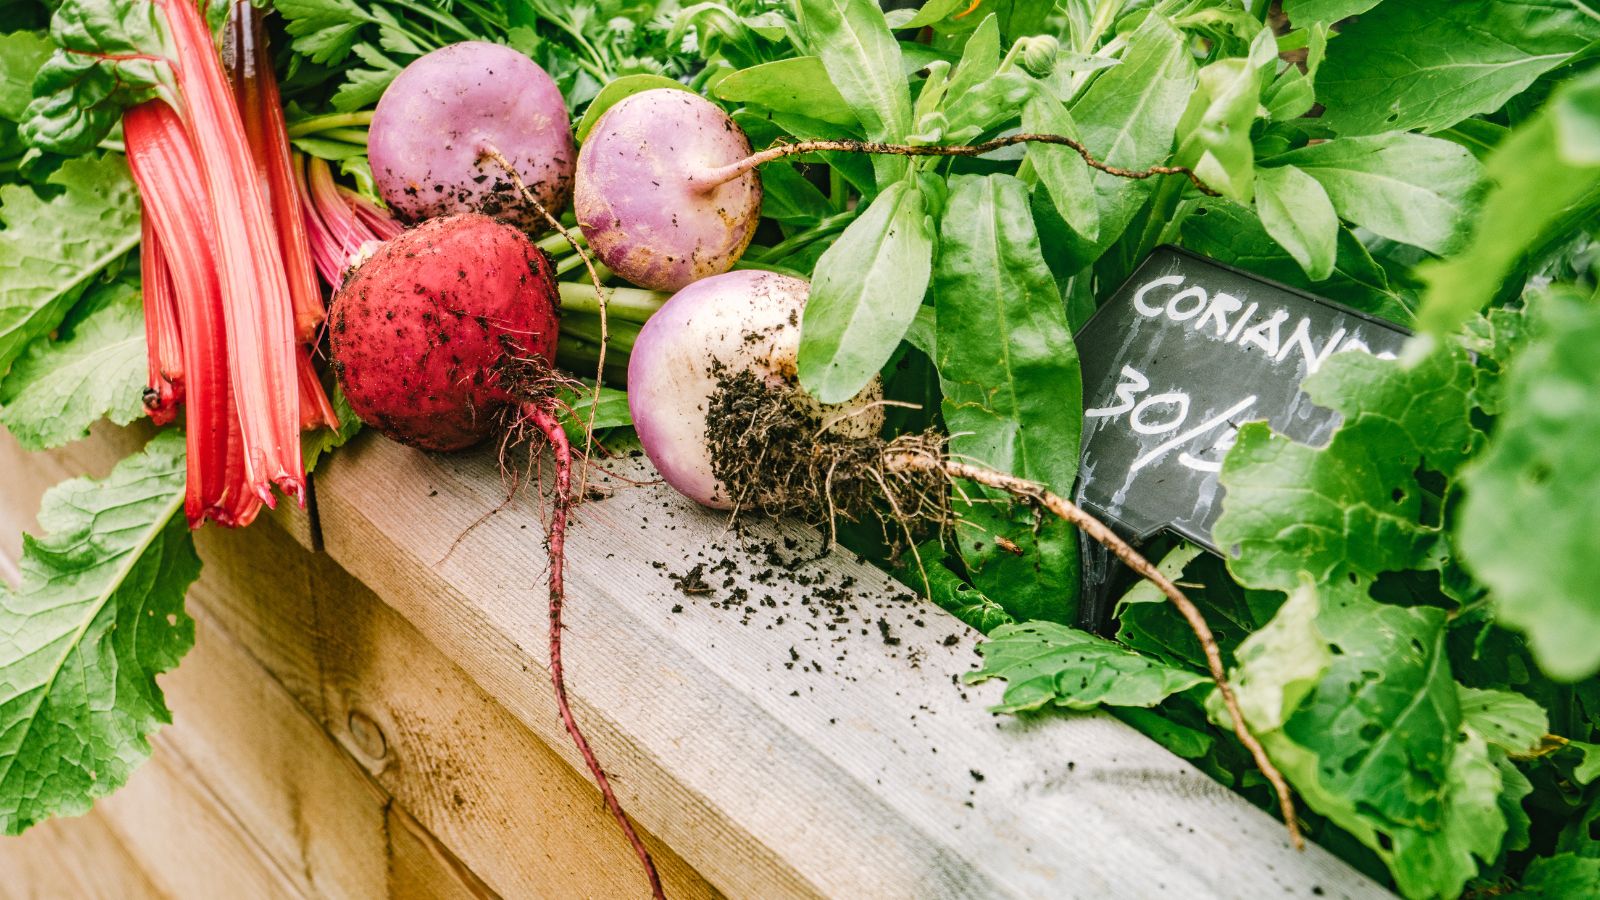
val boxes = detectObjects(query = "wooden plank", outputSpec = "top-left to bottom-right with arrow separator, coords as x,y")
0,807 -> 165,900
311,435 -> 1391,900
386,803 -> 498,900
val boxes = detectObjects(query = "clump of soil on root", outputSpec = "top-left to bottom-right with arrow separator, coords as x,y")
705,366 -> 947,539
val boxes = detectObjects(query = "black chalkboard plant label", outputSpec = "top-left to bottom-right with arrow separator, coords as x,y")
1076,246 -> 1409,554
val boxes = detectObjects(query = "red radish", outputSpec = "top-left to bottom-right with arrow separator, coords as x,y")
369,42 -> 575,232
328,213 -> 664,898
576,89 -> 762,292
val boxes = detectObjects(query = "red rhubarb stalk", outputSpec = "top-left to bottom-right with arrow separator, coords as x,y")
158,0 -> 304,505
139,215 -> 184,426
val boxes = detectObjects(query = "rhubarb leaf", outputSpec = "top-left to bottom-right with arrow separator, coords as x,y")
0,153 -> 142,375
0,276 -> 145,450
967,621 -> 1206,713
0,430 -> 197,835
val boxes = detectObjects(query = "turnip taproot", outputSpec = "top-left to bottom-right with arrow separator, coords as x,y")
369,42 -> 575,231
575,88 -> 1220,289
328,213 -> 664,898
625,270 -> 1300,847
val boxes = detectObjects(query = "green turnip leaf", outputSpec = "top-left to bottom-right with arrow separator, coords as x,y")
0,276 -> 145,450
968,621 -> 1207,713
0,430 -> 197,836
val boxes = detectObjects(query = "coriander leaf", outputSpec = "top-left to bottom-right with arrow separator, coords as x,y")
0,430 -> 197,835
1316,0 -> 1600,136
1519,854 -> 1600,896
968,621 -> 1206,713
1264,133 -> 1483,256
1253,163 -> 1338,280
1458,686 -> 1549,755
1416,69 -> 1600,337
275,0 -> 369,66
1459,292 -> 1600,681
712,58 -> 856,129
329,43 -> 403,112
933,174 -> 1081,623
1181,198 -> 1411,321
0,153 -> 142,374
797,178 -> 933,404
1216,346 -> 1481,592
0,275 -> 145,450
0,30 -> 53,123
1065,12 -> 1195,261
796,0 -> 912,185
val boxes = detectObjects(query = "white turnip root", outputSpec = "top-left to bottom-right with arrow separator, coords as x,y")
625,269 -> 1301,849
328,213 -> 664,898
628,269 -> 883,507
370,42 -> 575,232
575,89 -> 762,292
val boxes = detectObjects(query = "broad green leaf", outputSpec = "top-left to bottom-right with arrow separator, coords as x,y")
943,15 -> 999,116
1225,582 -> 1329,731
0,153 -> 142,375
21,3 -> 170,154
578,74 -> 693,141
1459,294 -> 1600,681
1253,164 -> 1337,280
712,58 -> 856,129
1065,13 -> 1196,260
898,547 -> 1015,635
897,0 -> 968,29
1262,24 -> 1326,122
1458,686 -> 1549,755
797,179 -> 934,404
1216,347 -> 1481,593
1174,42 -> 1273,202
1022,89 -> 1098,241
0,430 -> 198,835
1416,70 -> 1600,337
1265,134 -> 1482,255
0,276 -> 145,450
968,621 -> 1207,713
1572,742 -> 1600,785
796,0 -> 913,184
1181,198 -> 1411,322
0,30 -> 52,122
1119,548 -> 1284,671
1316,0 -> 1600,136
757,163 -> 832,225
1520,855 -> 1600,896
933,174 -> 1080,624
1281,0 -> 1385,23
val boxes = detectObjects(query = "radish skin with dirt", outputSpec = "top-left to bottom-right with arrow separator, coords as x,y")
369,42 -> 575,231
576,89 -> 762,291
628,269 -> 883,507
327,213 -> 664,898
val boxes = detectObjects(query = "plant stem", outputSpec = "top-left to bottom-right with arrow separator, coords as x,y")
687,135 -> 1219,197
286,111 -> 374,138
561,313 -> 640,352
556,282 -> 667,323
882,444 -> 1304,851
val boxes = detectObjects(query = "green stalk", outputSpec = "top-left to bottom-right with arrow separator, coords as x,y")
287,112 -> 375,138
558,282 -> 667,323
561,313 -> 642,352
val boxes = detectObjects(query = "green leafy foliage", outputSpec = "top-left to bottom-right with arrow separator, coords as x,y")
1459,291 -> 1600,681
0,153 -> 142,374
1519,855 -> 1600,896
0,430 -> 198,835
968,621 -> 1206,713
0,275 -> 145,450
0,29 -> 52,123
1253,163 -> 1337,280
1316,0 -> 1600,136
933,174 -> 1081,623
795,0 -> 911,186
19,1 -> 169,154
797,178 -> 934,404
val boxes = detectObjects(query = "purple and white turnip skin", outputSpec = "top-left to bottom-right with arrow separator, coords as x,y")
628,269 -> 883,507
575,89 -> 762,292
369,42 -> 574,231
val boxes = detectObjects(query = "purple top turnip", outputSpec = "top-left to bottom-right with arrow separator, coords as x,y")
627,269 -> 883,507
575,89 -> 763,292
369,42 -> 575,232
